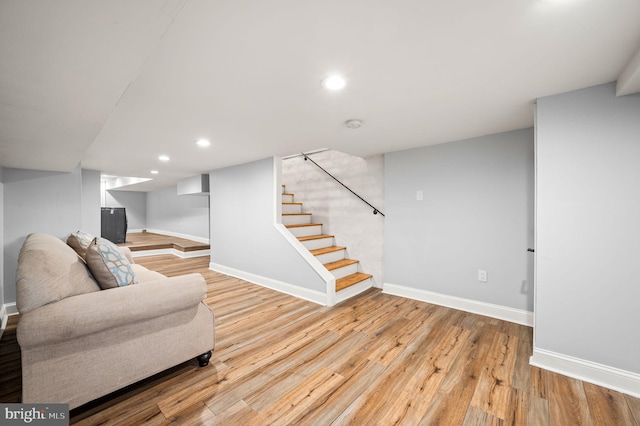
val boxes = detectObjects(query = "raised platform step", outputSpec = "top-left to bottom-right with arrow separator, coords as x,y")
121,232 -> 209,253
336,273 -> 373,291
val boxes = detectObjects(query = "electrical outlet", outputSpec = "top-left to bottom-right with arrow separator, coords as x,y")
478,269 -> 488,282
416,190 -> 423,201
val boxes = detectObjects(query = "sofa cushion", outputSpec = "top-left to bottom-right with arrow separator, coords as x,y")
66,230 -> 94,258
16,233 -> 100,314
85,238 -> 140,289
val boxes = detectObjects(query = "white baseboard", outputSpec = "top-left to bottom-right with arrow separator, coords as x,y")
4,302 -> 18,316
530,348 -> 640,398
131,229 -> 210,245
382,283 -> 533,326
209,262 -> 327,306
131,248 -> 210,259
0,303 -> 18,341
0,305 -> 6,341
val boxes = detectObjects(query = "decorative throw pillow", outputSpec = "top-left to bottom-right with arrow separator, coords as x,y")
85,237 -> 139,289
67,230 -> 95,258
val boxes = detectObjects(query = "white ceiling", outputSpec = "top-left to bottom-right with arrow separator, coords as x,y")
1,0 -> 639,191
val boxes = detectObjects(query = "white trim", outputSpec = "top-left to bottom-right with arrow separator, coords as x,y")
0,305 -> 7,341
335,278 -> 373,305
5,302 -> 18,316
530,348 -> 640,398
0,303 -> 18,340
131,248 -> 210,258
209,262 -> 327,306
131,229 -> 210,245
382,283 -> 533,326
273,156 -> 335,306
274,223 -> 336,305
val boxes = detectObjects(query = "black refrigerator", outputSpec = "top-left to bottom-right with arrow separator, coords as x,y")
101,207 -> 127,244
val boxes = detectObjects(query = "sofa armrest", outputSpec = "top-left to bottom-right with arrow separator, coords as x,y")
119,246 -> 135,264
17,273 -> 207,349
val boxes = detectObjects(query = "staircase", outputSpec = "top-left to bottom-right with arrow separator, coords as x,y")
281,187 -> 373,294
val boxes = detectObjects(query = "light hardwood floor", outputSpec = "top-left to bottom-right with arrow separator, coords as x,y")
1,254 -> 639,425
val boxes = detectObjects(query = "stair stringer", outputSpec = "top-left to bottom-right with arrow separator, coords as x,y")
273,223 -> 338,306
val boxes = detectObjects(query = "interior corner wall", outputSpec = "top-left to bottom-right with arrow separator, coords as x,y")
81,169 -> 101,236
2,166 -> 83,304
146,186 -> 209,240
282,151 -> 384,286
0,167 -> 4,309
535,82 -> 640,375
384,128 -> 534,311
105,190 -> 147,231
209,157 -> 326,293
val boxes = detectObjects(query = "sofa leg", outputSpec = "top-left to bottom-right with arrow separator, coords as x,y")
196,351 -> 212,367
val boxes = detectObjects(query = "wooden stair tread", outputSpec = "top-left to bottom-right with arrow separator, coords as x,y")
336,273 -> 372,291
324,258 -> 359,271
297,234 -> 334,241
310,246 -> 346,256
285,223 -> 322,228
282,202 -> 302,205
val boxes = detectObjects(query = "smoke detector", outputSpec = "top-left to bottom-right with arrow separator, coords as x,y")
345,119 -> 363,129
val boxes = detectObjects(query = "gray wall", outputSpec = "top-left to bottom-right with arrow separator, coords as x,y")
2,165 -> 89,304
210,157 -> 326,293
535,82 -> 640,374
282,150 -> 384,286
146,186 -> 209,240
0,167 -> 4,309
384,128 -> 534,311
81,169 -> 101,236
105,190 -> 147,231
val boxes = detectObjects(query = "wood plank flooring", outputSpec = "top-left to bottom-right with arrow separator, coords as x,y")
1,254 -> 639,425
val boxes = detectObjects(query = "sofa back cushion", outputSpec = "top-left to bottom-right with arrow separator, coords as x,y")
16,233 -> 100,313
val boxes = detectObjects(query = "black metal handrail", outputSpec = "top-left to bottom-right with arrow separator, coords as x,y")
302,153 -> 385,217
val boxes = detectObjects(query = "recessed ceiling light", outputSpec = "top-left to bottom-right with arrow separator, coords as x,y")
196,138 -> 211,147
158,155 -> 170,162
150,170 -> 159,174
322,75 -> 346,91
345,119 -> 363,129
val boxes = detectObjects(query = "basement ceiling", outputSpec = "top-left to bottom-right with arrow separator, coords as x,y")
1,0 -> 639,191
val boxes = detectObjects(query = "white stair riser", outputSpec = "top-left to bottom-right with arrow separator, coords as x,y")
287,225 -> 322,237
282,194 -> 294,203
329,263 -> 359,279
314,249 -> 346,264
336,278 -> 373,303
282,203 -> 302,214
282,214 -> 312,226
301,237 -> 334,250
